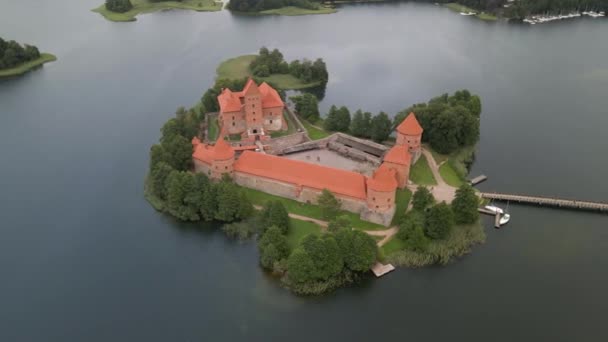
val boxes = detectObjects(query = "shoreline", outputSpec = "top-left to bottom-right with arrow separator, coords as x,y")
0,53 -> 57,79
92,0 -> 222,22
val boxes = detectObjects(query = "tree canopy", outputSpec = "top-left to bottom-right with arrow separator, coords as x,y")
260,200 -> 291,234
258,226 -> 290,269
451,184 -> 480,224
412,186 -> 435,212
318,189 -> 341,220
0,37 -> 41,70
105,0 -> 133,13
290,93 -> 320,122
424,202 -> 454,240
227,0 -> 324,14
249,47 -> 328,86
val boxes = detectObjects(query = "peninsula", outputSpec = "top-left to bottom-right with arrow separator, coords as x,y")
93,0 -> 222,22
0,38 -> 56,79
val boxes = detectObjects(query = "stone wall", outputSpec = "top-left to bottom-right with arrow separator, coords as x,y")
194,159 -> 211,176
327,141 -> 382,165
334,133 -> 388,157
265,132 -> 309,155
360,206 -> 396,227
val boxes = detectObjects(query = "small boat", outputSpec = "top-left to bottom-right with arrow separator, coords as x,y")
499,213 -> 511,225
484,205 -> 504,215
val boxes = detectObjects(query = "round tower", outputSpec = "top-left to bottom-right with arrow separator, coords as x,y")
210,136 -> 235,180
366,166 -> 398,213
396,112 -> 423,161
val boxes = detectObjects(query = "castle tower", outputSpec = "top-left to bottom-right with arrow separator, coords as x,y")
242,79 -> 263,134
192,130 -> 235,180
396,112 -> 423,162
366,165 -> 398,213
382,145 -> 412,189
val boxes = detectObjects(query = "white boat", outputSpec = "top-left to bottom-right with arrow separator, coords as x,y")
499,213 -> 511,225
460,12 -> 476,16
484,205 -> 504,215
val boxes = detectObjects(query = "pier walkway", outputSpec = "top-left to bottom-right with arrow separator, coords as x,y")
480,192 -> 608,212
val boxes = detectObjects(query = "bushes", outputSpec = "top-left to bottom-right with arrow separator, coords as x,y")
105,0 -> 133,13
249,47 -> 328,86
290,93 -> 320,122
0,37 -> 41,70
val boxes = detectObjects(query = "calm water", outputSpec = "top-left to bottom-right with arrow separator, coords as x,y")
1,1 -> 607,341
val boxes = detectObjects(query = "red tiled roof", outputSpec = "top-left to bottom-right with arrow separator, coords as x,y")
397,112 -> 423,135
366,164 -> 398,192
192,135 -> 234,164
217,79 -> 284,113
234,151 -> 367,199
383,145 -> 411,165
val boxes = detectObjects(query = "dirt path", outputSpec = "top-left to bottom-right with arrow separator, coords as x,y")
253,205 -> 328,227
410,148 -> 457,204
364,227 -> 398,247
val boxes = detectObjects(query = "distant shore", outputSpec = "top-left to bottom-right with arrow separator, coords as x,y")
92,0 -> 222,22
0,53 -> 57,79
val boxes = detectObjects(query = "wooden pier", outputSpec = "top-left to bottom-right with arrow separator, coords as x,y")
477,208 -> 503,228
469,174 -> 488,186
480,192 -> 608,212
371,262 -> 395,277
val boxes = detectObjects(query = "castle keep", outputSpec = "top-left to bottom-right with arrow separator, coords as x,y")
193,83 -> 424,226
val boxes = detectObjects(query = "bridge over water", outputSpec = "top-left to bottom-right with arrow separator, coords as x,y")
480,192 -> 608,213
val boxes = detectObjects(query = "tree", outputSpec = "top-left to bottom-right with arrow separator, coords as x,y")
215,181 -> 241,222
318,189 -> 341,220
258,226 -> 289,269
165,171 -> 199,221
350,109 -> 371,138
424,202 -> 454,240
260,201 -> 290,234
335,229 -> 377,272
287,248 -> 315,284
412,186 -> 435,211
451,184 -> 479,224
324,105 -> 339,131
162,134 -> 192,171
300,234 -> 343,281
397,212 -> 428,252
327,215 -> 351,233
370,111 -> 392,143
335,106 -> 351,132
105,0 -> 133,13
238,190 -> 255,220
290,93 -> 319,122
149,161 -> 173,199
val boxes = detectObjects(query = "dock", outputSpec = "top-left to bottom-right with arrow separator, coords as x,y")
371,262 -> 395,277
480,192 -> 608,213
477,208 -> 503,228
468,174 -> 488,186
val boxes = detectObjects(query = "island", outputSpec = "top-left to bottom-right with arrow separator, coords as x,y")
0,37 -> 56,79
145,51 -> 485,295
93,0 -> 222,22
227,0 -> 336,16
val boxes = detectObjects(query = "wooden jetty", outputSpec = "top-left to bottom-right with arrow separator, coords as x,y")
371,262 -> 395,277
480,192 -> 608,212
469,175 -> 488,186
477,208 -> 502,228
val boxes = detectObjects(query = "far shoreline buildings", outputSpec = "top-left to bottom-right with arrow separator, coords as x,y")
193,79 -> 424,226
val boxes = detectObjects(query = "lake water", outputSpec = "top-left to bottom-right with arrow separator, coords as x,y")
1,1 -> 607,341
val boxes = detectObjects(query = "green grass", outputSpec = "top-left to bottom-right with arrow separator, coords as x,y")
409,154 -> 437,186
439,162 -> 464,187
208,116 -> 219,141
382,221 -> 486,266
0,53 -> 57,78
258,6 -> 337,16
92,0 -> 222,22
424,144 -> 448,164
271,110 -> 297,138
302,119 -> 331,140
444,3 -> 497,21
241,187 -> 385,230
391,188 -> 412,226
286,218 -> 323,250
216,55 -> 321,90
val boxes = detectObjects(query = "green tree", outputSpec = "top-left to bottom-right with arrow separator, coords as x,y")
424,202 -> 454,240
370,111 -> 392,143
300,234 -> 343,281
287,248 -> 315,284
290,93 -> 319,122
350,109 -> 371,138
165,171 -> 199,221
335,229 -> 377,272
412,186 -> 435,211
324,105 -> 339,131
162,134 -> 192,171
318,189 -> 341,220
105,0 -> 133,13
451,184 -> 479,224
258,226 -> 289,269
215,181 -> 241,222
327,215 -> 351,233
149,162 -> 173,199
149,144 -> 168,169
260,201 -> 290,234
334,106 -> 351,132
397,212 -> 428,252
238,190 -> 255,220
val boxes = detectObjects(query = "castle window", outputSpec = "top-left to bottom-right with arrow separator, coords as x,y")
252,104 -> 255,108
373,197 -> 376,201
232,122 -> 235,126
387,198 -> 390,202
270,120 -> 273,124
376,205 -> 379,209
225,166 -> 228,170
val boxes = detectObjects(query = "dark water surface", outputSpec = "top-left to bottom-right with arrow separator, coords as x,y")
1,1 -> 607,341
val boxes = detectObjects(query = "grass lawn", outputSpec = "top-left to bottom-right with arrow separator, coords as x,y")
216,55 -> 321,90
258,6 -> 337,16
391,188 -> 412,225
302,119 -> 331,140
439,162 -> 464,187
208,116 -> 219,141
241,187 -> 385,231
444,3 -> 497,21
0,53 -> 57,78
286,218 -> 323,250
92,0 -> 221,22
381,236 -> 405,257
410,154 -> 437,186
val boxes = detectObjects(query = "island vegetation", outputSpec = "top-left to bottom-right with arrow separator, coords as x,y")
93,0 -> 222,22
0,38 -> 56,79
227,0 -> 336,16
442,0 -> 608,20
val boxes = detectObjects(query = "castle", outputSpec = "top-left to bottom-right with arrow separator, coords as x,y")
217,78 -> 285,141
193,80 -> 424,226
